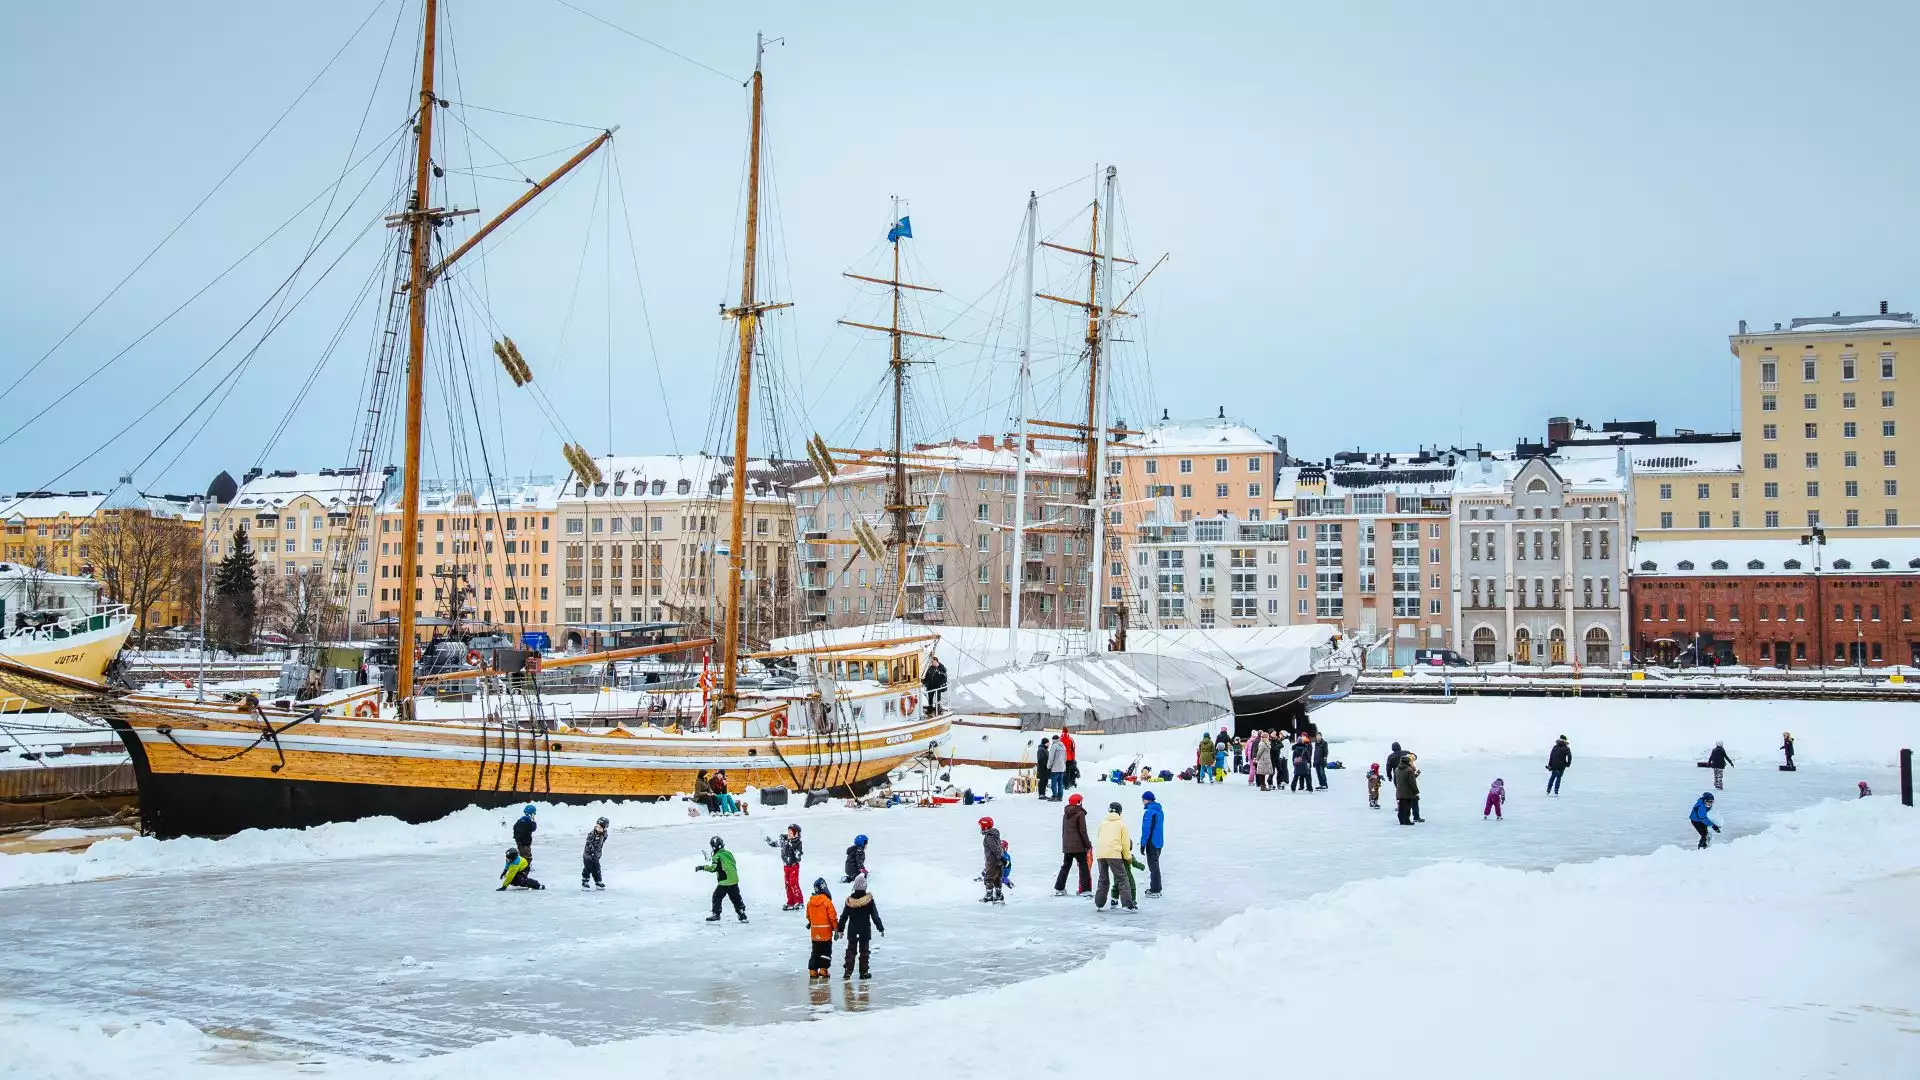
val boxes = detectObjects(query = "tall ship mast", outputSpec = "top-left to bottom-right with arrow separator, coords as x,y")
0,15 -> 949,839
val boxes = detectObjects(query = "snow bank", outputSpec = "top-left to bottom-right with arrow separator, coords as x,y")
5,798 -> 1914,1079
1325,696 -> 1913,769
0,795 -> 841,892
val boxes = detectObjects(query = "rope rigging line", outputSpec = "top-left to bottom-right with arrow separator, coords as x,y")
550,0 -> 741,83
0,0 -> 397,411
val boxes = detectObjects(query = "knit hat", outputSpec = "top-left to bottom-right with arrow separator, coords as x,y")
853,872 -> 868,891
1141,791 -> 1156,803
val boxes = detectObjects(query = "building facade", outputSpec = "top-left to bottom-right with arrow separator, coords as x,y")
794,437 -> 1084,630
368,477 -> 559,640
203,468 -> 389,638
1130,515 -> 1291,629
1629,537 -> 1920,668
1275,453 -> 1456,663
1451,453 -> 1629,667
557,455 -> 798,647
1729,307 -> 1918,534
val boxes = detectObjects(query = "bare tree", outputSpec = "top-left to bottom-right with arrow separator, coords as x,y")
91,510 -> 199,644
258,566 -> 340,644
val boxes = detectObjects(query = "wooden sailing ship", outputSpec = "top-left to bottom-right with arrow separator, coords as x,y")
0,10 -> 946,837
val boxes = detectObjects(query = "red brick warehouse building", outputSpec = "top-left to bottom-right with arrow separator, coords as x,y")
1629,538 -> 1920,668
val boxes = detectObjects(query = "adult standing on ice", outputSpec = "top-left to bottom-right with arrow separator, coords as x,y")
1093,802 -> 1137,910
1054,793 -> 1093,895
1546,735 -> 1571,796
1139,790 -> 1165,897
1291,734 -> 1314,792
1251,731 -> 1272,790
1035,736 -> 1053,799
1195,733 -> 1215,784
1313,727 -> 1330,790
1706,741 -> 1734,790
1048,734 -> 1068,801
512,804 -> 537,872
1394,753 -> 1421,825
1272,730 -> 1289,789
1689,792 -> 1720,848
835,872 -> 884,978
1059,727 -> 1080,791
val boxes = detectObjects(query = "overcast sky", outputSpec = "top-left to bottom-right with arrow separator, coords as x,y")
3,1 -> 1917,496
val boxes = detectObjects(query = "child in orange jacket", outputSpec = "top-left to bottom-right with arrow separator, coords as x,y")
805,877 -> 838,977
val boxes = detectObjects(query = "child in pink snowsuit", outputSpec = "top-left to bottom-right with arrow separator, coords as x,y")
1483,778 -> 1506,820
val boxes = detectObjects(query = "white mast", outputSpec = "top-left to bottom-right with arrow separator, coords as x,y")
1007,192 -> 1038,665
1087,166 -> 1118,638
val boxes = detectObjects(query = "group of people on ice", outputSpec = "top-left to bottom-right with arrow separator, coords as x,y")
1032,729 -> 1080,801
498,805 -> 612,891
1026,787 -> 1166,911
1189,727 -> 1330,791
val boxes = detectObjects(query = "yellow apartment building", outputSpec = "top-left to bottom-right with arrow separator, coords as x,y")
368,476 -> 560,642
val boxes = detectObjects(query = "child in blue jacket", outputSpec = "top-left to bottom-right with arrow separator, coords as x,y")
1689,792 -> 1720,849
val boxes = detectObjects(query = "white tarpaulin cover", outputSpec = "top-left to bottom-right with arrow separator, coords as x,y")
939,651 -> 1231,733
775,622 -> 1336,699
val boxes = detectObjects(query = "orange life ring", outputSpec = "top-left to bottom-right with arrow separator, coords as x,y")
524,654 -> 542,675
770,714 -> 789,737
467,649 -> 483,667
353,699 -> 378,718
903,694 -> 918,713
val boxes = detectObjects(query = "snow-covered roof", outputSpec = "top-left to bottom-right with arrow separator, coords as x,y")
384,476 -> 559,513
1629,442 -> 1742,474
0,492 -> 108,520
563,455 -> 793,502
1115,416 -> 1275,456
1775,318 -> 1918,334
1632,537 -> 1920,577
227,470 -> 386,510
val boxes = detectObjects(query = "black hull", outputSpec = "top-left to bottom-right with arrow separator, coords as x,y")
1227,670 -> 1355,738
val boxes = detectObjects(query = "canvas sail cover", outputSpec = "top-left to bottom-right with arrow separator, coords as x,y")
938,651 -> 1231,734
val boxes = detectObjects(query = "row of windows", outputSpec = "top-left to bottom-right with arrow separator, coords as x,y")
1758,354 -> 1897,384
1761,450 -> 1897,469
1760,390 -> 1897,411
1143,456 -> 1264,475
1658,483 -> 1740,500
1642,601 -> 1913,623
1145,483 -> 1264,499
1760,421 -> 1898,439
1753,480 -> 1898,498
1465,576 -> 1613,609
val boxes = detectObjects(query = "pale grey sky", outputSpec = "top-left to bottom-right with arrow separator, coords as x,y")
3,1 -> 1916,494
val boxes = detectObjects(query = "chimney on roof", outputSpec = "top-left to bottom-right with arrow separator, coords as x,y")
1773,322 -> 1782,330
1881,300 -> 1890,315
1217,406 -> 1225,419
1738,319 -> 1747,334
242,467 -> 263,485
977,434 -> 995,451
1160,408 -> 1169,421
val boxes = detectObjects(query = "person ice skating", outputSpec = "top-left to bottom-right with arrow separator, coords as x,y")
1093,801 -> 1137,910
1055,792 -> 1093,895
1213,736 -> 1228,783
1047,734 -> 1068,801
835,872 -> 884,978
1313,727 -> 1330,790
1705,741 -> 1733,790
1272,730 -> 1289,789
1780,732 -> 1795,770
999,840 -> 1014,889
1231,737 -> 1244,775
1366,763 -> 1383,809
1858,780 -> 1872,798
1384,741 -> 1405,782
498,845 -> 543,890
1291,734 -> 1314,792
512,804 -> 537,872
1059,728 -> 1080,790
806,878 -> 838,977
1251,732 -> 1272,790
978,817 -> 1004,903
1546,735 -> 1571,796
922,654 -> 948,714
697,835 -> 747,922
1689,792 -> 1720,849
1394,753 -> 1421,825
1195,733 -> 1215,784
1139,790 -> 1165,897
1483,778 -> 1506,821
1035,736 -> 1053,799
581,816 -> 609,890
767,824 -> 804,910
843,834 -> 868,883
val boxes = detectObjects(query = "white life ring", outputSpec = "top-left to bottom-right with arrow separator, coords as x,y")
353,699 -> 378,718
770,714 -> 789,737
903,693 -> 918,713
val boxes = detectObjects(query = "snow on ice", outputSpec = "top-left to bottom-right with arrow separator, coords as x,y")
0,697 -> 1914,1078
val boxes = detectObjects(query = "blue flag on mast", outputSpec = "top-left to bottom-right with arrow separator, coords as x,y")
887,216 -> 912,242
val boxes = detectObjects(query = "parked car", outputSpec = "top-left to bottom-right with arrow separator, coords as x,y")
1413,648 -> 1472,668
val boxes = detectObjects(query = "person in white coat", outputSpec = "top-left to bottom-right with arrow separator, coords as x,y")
1046,736 -> 1068,801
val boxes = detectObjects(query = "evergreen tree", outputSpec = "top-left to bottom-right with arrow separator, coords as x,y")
211,525 -> 258,652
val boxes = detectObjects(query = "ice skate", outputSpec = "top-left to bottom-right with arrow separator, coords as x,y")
737,913 -> 749,923
1053,889 -> 1066,896
595,882 -> 605,889
705,914 -> 721,922
1145,889 -> 1162,898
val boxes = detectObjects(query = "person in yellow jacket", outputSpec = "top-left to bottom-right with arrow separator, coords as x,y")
1092,802 -> 1137,911
804,877 -> 838,978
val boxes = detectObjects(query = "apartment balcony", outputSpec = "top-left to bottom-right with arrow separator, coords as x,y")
804,608 -> 829,621
1022,550 -> 1045,562
802,582 -> 828,594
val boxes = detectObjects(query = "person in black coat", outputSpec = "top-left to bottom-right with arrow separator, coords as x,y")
1313,731 -> 1330,790
581,816 -> 609,890
1546,735 -> 1571,795
835,873 -> 885,978
1035,736 -> 1052,798
1780,732 -> 1795,770
922,655 -> 948,714
1290,736 -> 1314,792
1706,741 -> 1733,790
512,805 -> 537,872
1271,731 -> 1289,788
842,835 -> 868,883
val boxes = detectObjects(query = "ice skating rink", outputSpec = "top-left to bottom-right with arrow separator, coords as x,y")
1,697 -> 1914,1079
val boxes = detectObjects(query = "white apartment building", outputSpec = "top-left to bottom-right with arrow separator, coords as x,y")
792,437 -> 1086,629
1130,515 -> 1292,629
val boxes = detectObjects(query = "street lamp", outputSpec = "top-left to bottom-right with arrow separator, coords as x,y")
1800,525 -> 1825,672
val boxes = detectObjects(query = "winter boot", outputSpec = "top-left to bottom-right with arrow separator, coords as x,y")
737,912 -> 749,923
595,881 -> 605,890
1053,889 -> 1066,897
706,914 -> 722,922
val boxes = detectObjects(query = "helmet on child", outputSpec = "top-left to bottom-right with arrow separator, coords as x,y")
788,823 -> 801,835
709,835 -> 725,850
853,834 -> 868,847
1701,792 -> 1715,802
1108,802 -> 1123,814
977,816 -> 994,830
595,816 -> 610,827
1068,793 -> 1082,805
522,804 -> 537,815
812,876 -> 829,892
504,846 -> 518,859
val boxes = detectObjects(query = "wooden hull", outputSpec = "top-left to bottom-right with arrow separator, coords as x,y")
0,660 -> 949,838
